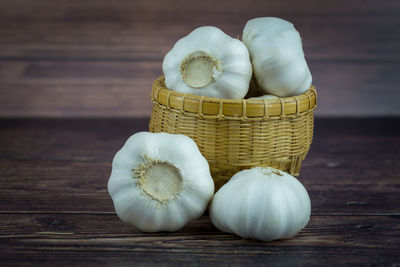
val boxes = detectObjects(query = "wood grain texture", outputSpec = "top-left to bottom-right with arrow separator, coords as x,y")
0,118 -> 399,265
0,0 -> 399,117
0,214 -> 399,266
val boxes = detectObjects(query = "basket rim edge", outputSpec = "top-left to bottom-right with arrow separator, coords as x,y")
151,76 -> 317,118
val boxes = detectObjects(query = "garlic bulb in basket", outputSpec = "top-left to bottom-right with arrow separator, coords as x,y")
248,94 -> 278,100
108,132 -> 214,232
242,17 -> 312,97
163,26 -> 252,99
210,167 -> 311,241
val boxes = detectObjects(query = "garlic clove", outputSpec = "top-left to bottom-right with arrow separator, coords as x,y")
242,17 -> 312,97
108,132 -> 215,232
210,167 -> 311,241
163,26 -> 252,99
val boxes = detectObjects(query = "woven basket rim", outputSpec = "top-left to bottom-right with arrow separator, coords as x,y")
152,76 -> 317,119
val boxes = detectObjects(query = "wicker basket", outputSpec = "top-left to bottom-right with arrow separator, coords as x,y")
149,76 -> 317,189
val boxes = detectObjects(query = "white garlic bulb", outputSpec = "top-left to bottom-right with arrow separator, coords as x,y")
108,132 -> 214,232
248,94 -> 278,100
242,17 -> 312,97
210,167 -> 311,241
163,26 -> 252,99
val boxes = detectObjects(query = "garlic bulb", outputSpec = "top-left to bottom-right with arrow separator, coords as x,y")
163,26 -> 252,99
248,94 -> 278,100
242,17 -> 312,97
210,167 -> 311,241
108,132 -> 214,232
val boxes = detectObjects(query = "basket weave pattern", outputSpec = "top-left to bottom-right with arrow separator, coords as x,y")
149,76 -> 317,189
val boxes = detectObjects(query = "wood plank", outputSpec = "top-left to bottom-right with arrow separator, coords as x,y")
0,118 -> 399,214
0,213 -> 398,239
0,0 -> 399,117
0,0 -> 398,62
1,0 -> 398,20
0,214 -> 399,265
0,16 -> 398,62
0,118 -> 399,265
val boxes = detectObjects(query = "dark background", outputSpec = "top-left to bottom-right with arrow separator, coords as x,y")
0,0 -> 399,117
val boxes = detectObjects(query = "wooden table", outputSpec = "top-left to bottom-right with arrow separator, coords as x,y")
0,118 -> 399,266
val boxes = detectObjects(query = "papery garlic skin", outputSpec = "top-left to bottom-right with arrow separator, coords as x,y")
163,26 -> 252,99
108,132 -> 214,232
248,94 -> 278,100
210,167 -> 311,241
243,17 -> 312,97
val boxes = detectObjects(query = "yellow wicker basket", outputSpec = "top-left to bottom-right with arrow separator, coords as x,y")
149,76 -> 317,189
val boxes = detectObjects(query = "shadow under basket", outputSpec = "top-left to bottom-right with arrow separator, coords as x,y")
149,76 -> 317,190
